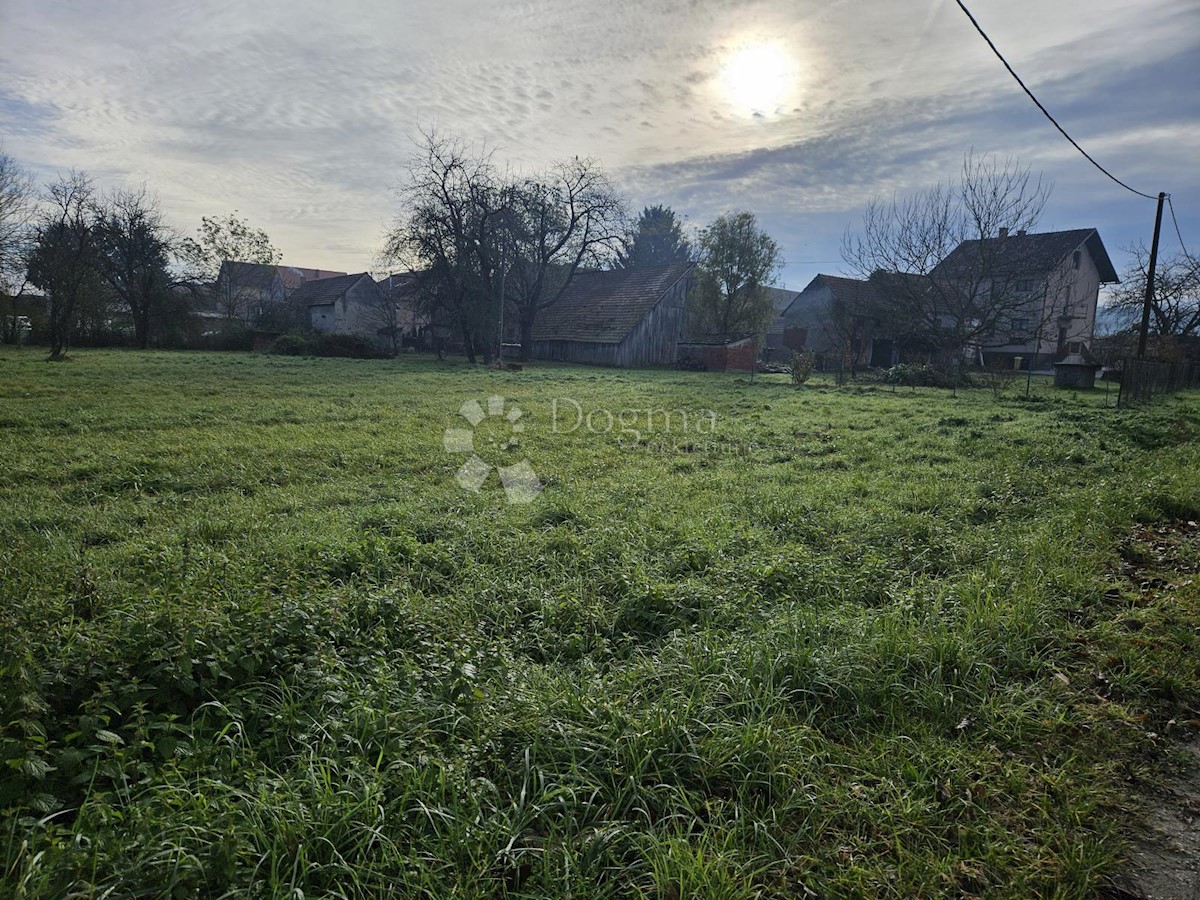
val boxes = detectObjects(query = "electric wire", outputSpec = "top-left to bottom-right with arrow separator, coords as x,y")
952,0 -> 1159,201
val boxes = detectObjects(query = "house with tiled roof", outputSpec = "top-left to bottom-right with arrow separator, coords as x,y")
783,274 -> 897,367
760,286 -> 803,362
529,262 -> 694,367
783,228 -> 1117,370
213,261 -> 346,325
931,227 -> 1117,367
291,273 -> 388,345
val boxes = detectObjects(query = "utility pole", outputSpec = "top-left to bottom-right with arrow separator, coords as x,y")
1137,191 -> 1166,360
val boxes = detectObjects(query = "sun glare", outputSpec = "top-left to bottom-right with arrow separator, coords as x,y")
721,42 -> 797,116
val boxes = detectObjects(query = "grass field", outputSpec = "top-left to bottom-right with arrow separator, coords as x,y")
2,349 -> 1199,898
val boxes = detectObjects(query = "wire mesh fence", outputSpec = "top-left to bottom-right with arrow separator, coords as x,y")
1116,357 -> 1200,407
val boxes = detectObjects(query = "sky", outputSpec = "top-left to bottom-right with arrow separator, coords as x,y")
1,0 -> 1197,294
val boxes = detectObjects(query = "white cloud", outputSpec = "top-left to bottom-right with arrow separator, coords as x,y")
0,0 -> 1196,284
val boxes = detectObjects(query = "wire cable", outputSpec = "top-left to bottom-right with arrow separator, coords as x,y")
952,0 -> 1159,201
1166,195 -> 1195,263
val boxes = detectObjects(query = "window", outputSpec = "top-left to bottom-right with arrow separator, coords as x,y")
1015,279 -> 1035,293
1072,250 -> 1081,269
1009,317 -> 1030,333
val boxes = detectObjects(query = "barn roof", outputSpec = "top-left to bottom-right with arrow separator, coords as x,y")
934,228 -> 1118,283
531,262 -> 693,344
289,272 -> 375,307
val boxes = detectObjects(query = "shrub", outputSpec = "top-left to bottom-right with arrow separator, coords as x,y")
790,351 -> 815,385
269,333 -> 317,356
197,322 -> 253,352
862,363 -> 975,389
269,333 -> 384,359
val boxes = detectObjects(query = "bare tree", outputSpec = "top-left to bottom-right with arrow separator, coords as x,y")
842,153 -> 1054,369
382,130 -> 507,363
506,158 -> 627,359
26,171 -> 103,360
95,187 -> 174,349
1107,245 -> 1200,339
0,151 -> 36,293
689,210 -> 782,336
177,212 -> 281,321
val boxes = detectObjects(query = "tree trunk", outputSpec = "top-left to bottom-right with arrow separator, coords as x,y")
519,311 -> 535,362
133,306 -> 151,350
460,320 -> 477,364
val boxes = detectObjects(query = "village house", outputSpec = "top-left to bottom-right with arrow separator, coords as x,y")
289,272 -> 390,348
529,262 -> 694,367
759,286 -> 804,362
935,228 -> 1118,368
782,228 -> 1117,370
214,261 -> 347,326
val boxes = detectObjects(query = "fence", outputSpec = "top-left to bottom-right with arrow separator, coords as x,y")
1116,357 -> 1200,407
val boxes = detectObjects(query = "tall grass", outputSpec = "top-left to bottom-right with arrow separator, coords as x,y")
1,349 -> 1198,897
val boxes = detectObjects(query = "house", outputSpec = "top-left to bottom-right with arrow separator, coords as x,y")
375,272 -> 430,350
931,228 -> 1117,368
289,272 -> 389,347
213,261 -> 347,324
528,262 -> 694,367
782,228 -> 1117,370
783,274 -> 897,368
760,286 -> 803,362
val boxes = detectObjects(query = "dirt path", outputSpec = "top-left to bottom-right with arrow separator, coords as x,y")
1108,520 -> 1200,899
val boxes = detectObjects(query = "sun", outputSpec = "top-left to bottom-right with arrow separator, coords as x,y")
721,42 -> 796,116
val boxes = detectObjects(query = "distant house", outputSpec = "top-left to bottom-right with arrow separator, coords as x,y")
932,228 -> 1118,368
783,274 -> 896,368
760,286 -> 803,362
529,262 -> 694,367
375,272 -> 430,350
213,261 -> 347,324
290,273 -> 389,347
783,228 -> 1118,370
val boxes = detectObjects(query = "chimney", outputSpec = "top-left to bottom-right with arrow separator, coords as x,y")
998,227 -> 1009,240
1017,229 -> 1027,237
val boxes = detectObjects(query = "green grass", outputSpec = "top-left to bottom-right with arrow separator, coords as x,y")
1,348 -> 1198,898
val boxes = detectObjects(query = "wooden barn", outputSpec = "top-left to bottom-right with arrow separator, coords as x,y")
528,263 -> 694,367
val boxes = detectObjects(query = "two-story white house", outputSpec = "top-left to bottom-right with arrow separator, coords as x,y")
931,228 -> 1119,368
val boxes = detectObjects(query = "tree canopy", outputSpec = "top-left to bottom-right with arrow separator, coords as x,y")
689,211 -> 782,337
614,205 -> 692,269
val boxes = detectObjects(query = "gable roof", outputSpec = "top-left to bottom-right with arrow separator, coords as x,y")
219,261 -> 280,291
531,262 -> 693,344
762,286 -> 800,314
289,272 -> 378,307
784,274 -> 880,319
934,228 -> 1118,283
278,266 -> 347,290
218,261 -> 349,292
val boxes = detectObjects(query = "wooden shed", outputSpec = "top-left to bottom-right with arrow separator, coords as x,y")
528,263 -> 693,367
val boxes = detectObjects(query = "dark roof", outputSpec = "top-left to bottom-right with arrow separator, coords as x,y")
219,262 -> 348,292
531,262 -> 693,344
289,272 -> 375,307
784,274 -> 881,319
762,286 -> 800,314
220,261 -> 279,291
933,229 -> 1118,283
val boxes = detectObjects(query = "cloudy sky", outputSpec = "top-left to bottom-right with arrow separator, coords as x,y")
1,0 -> 1197,292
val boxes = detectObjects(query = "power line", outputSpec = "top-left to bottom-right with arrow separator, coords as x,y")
952,0 -> 1159,201
1166,195 -> 1195,263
